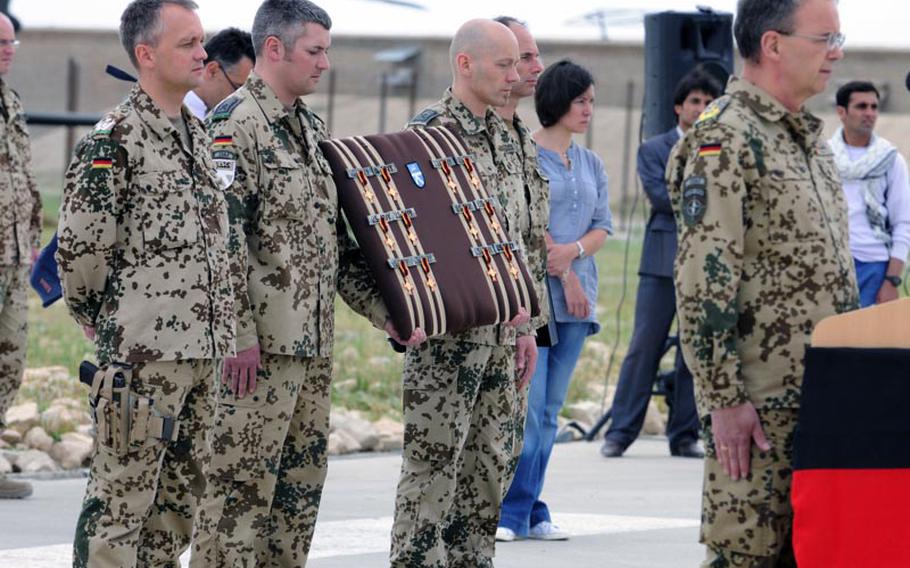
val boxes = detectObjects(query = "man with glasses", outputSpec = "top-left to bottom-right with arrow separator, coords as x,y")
184,27 -> 255,119
0,12 -> 41,501
667,0 -> 858,565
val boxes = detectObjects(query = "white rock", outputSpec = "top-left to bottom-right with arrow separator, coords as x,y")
642,400 -> 667,436
24,426 -> 54,453
62,432 -> 94,446
1,429 -> 21,445
336,412 -> 380,451
5,402 -> 40,434
41,403 -> 91,433
564,401 -> 603,427
0,454 -> 9,474
76,424 -> 95,437
327,429 -> 361,455
373,417 -> 404,452
50,438 -> 93,469
14,449 -> 60,473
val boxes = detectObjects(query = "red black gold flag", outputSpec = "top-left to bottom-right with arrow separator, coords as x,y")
792,347 -> 910,568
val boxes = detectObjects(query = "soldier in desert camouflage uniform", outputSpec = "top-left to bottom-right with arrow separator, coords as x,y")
56,2 -> 235,566
0,12 -> 42,501
490,14 -> 550,497
392,19 -> 545,568
666,0 -> 858,565
189,2 -> 415,567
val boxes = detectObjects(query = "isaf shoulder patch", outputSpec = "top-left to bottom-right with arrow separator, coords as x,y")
409,108 -> 440,127
210,96 -> 242,122
682,176 -> 708,226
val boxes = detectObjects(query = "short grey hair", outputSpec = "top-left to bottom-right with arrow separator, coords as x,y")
493,16 -> 527,30
734,0 -> 803,63
252,0 -> 332,57
120,0 -> 199,68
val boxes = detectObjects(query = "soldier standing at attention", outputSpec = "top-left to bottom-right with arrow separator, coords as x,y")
0,11 -> 42,501
392,18 -> 538,568
667,0 -> 858,565
490,15 -> 550,498
190,1 -> 422,567
57,1 -> 236,566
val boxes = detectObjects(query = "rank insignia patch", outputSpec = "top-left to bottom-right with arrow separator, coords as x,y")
682,176 -> 708,226
406,162 -> 425,189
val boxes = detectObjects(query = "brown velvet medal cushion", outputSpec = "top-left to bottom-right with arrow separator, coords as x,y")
320,128 -> 538,339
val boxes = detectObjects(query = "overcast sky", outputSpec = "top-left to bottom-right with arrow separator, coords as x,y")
10,0 -> 909,49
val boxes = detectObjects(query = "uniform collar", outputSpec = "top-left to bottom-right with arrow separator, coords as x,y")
245,71 -> 306,128
727,76 -> 824,144
129,85 -> 205,154
441,88 -> 493,136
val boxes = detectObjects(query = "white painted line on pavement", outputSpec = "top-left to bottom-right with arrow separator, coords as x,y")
0,512 -> 699,566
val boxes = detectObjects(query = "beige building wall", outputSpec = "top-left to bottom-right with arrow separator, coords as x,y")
10,29 -> 910,210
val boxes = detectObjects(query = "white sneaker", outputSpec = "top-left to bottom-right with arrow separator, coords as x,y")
528,521 -> 569,541
495,526 -> 518,542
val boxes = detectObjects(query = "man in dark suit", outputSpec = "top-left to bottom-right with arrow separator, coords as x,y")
601,71 -> 722,458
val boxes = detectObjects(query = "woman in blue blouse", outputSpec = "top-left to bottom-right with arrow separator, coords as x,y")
498,60 -> 613,542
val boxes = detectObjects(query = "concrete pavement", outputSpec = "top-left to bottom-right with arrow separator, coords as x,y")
1,436 -> 706,567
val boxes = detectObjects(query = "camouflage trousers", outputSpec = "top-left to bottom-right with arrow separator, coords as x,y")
73,359 -> 214,568
700,408 -> 798,568
391,338 -> 520,568
0,265 -> 28,429
501,375 -> 528,498
191,354 -> 332,568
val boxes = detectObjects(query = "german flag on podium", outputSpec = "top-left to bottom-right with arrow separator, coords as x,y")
792,299 -> 910,568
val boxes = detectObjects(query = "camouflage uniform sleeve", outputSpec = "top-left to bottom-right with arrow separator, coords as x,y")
18,96 -> 42,250
522,165 -> 550,334
209,116 -> 259,351
336,212 -> 389,330
56,132 -> 124,328
668,122 -> 750,413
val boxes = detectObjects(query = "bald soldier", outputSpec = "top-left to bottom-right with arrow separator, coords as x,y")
667,0 -> 858,565
392,19 -> 544,568
0,12 -> 41,501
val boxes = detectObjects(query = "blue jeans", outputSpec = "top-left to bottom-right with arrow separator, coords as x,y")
499,321 -> 590,536
854,259 -> 888,308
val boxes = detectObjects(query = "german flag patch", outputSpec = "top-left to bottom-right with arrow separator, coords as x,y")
213,136 -> 233,147
91,158 -> 113,169
698,143 -> 722,158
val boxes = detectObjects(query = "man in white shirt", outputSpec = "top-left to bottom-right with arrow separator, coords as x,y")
184,27 -> 254,119
829,81 -> 910,307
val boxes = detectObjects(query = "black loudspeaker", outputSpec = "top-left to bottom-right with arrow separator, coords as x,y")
642,9 -> 735,139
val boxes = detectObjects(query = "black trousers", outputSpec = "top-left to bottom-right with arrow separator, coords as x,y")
605,274 -> 699,449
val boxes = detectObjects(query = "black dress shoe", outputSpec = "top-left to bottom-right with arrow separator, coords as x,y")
670,441 -> 705,458
600,439 -> 625,458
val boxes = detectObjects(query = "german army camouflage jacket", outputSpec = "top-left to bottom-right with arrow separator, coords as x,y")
667,77 -> 858,414
57,86 -> 236,365
0,79 -> 41,266
408,88 -> 537,346
208,73 -> 386,358
507,112 -> 550,332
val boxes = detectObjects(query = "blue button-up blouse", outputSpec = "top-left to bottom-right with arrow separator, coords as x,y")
538,141 -> 613,333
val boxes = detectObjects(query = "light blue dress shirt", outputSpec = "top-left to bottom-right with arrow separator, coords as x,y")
538,141 -> 613,333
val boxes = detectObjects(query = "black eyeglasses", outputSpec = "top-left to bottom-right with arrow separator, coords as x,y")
217,62 -> 242,91
776,30 -> 846,52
